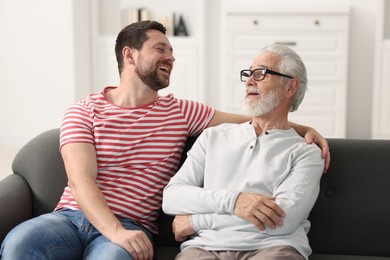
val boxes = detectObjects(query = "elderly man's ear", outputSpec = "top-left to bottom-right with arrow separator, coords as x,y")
285,78 -> 300,98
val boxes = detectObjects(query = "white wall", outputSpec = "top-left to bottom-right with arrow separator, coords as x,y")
0,0 -> 90,145
0,0 -> 384,146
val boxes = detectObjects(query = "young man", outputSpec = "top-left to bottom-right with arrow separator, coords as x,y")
1,21 -> 328,260
163,44 -> 324,260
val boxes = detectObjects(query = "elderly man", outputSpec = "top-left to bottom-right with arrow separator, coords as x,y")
162,44 -> 324,260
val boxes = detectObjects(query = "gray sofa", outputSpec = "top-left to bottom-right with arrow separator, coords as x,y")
1,128 -> 390,260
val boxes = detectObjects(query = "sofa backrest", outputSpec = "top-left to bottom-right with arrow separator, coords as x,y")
12,128 -> 67,217
308,138 -> 390,256
10,129 -> 390,257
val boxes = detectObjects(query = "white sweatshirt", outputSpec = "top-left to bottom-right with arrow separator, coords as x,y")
162,122 -> 324,259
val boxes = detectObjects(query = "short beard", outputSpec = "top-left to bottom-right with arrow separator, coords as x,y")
135,66 -> 169,91
242,87 -> 281,117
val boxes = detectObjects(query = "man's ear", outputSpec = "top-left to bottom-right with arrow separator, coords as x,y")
285,78 -> 300,98
123,46 -> 135,65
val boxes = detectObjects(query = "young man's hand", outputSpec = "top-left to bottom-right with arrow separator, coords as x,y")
303,127 -> 330,173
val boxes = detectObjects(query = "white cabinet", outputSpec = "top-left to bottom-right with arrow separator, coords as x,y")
372,0 -> 390,139
372,42 -> 390,138
90,0 -> 206,102
220,7 -> 350,138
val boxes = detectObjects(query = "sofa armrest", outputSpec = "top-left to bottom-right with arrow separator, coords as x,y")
0,174 -> 33,243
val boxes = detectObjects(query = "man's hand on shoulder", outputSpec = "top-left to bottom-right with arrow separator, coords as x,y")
303,127 -> 330,173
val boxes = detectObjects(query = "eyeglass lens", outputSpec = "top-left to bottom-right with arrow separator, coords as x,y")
252,69 -> 265,80
241,69 -> 266,82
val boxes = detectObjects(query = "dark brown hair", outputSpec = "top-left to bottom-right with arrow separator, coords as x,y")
115,20 -> 167,74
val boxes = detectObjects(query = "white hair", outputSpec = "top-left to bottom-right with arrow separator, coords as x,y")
259,44 -> 307,112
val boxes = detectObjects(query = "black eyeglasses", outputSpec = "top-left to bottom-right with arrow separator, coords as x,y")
240,68 -> 293,82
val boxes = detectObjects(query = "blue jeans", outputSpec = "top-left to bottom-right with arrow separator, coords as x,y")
0,208 -> 153,260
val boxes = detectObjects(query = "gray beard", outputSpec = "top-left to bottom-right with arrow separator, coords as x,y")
242,88 -> 281,117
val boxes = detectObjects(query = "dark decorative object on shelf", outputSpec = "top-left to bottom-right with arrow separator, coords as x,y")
174,14 -> 188,36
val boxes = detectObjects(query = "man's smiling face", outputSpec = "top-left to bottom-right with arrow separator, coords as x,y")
134,30 -> 175,91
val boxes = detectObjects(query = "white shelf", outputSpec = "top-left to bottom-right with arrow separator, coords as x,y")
90,0 -> 206,102
91,0 -> 204,38
223,2 -> 350,15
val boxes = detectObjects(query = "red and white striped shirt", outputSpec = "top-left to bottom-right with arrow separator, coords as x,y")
56,87 -> 215,233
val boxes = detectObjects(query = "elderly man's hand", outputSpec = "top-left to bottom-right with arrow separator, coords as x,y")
233,192 -> 285,231
172,215 -> 195,242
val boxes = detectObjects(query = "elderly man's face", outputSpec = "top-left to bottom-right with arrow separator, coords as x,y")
243,52 -> 285,117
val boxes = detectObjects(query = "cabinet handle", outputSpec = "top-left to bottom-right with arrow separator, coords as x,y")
274,41 -> 297,46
